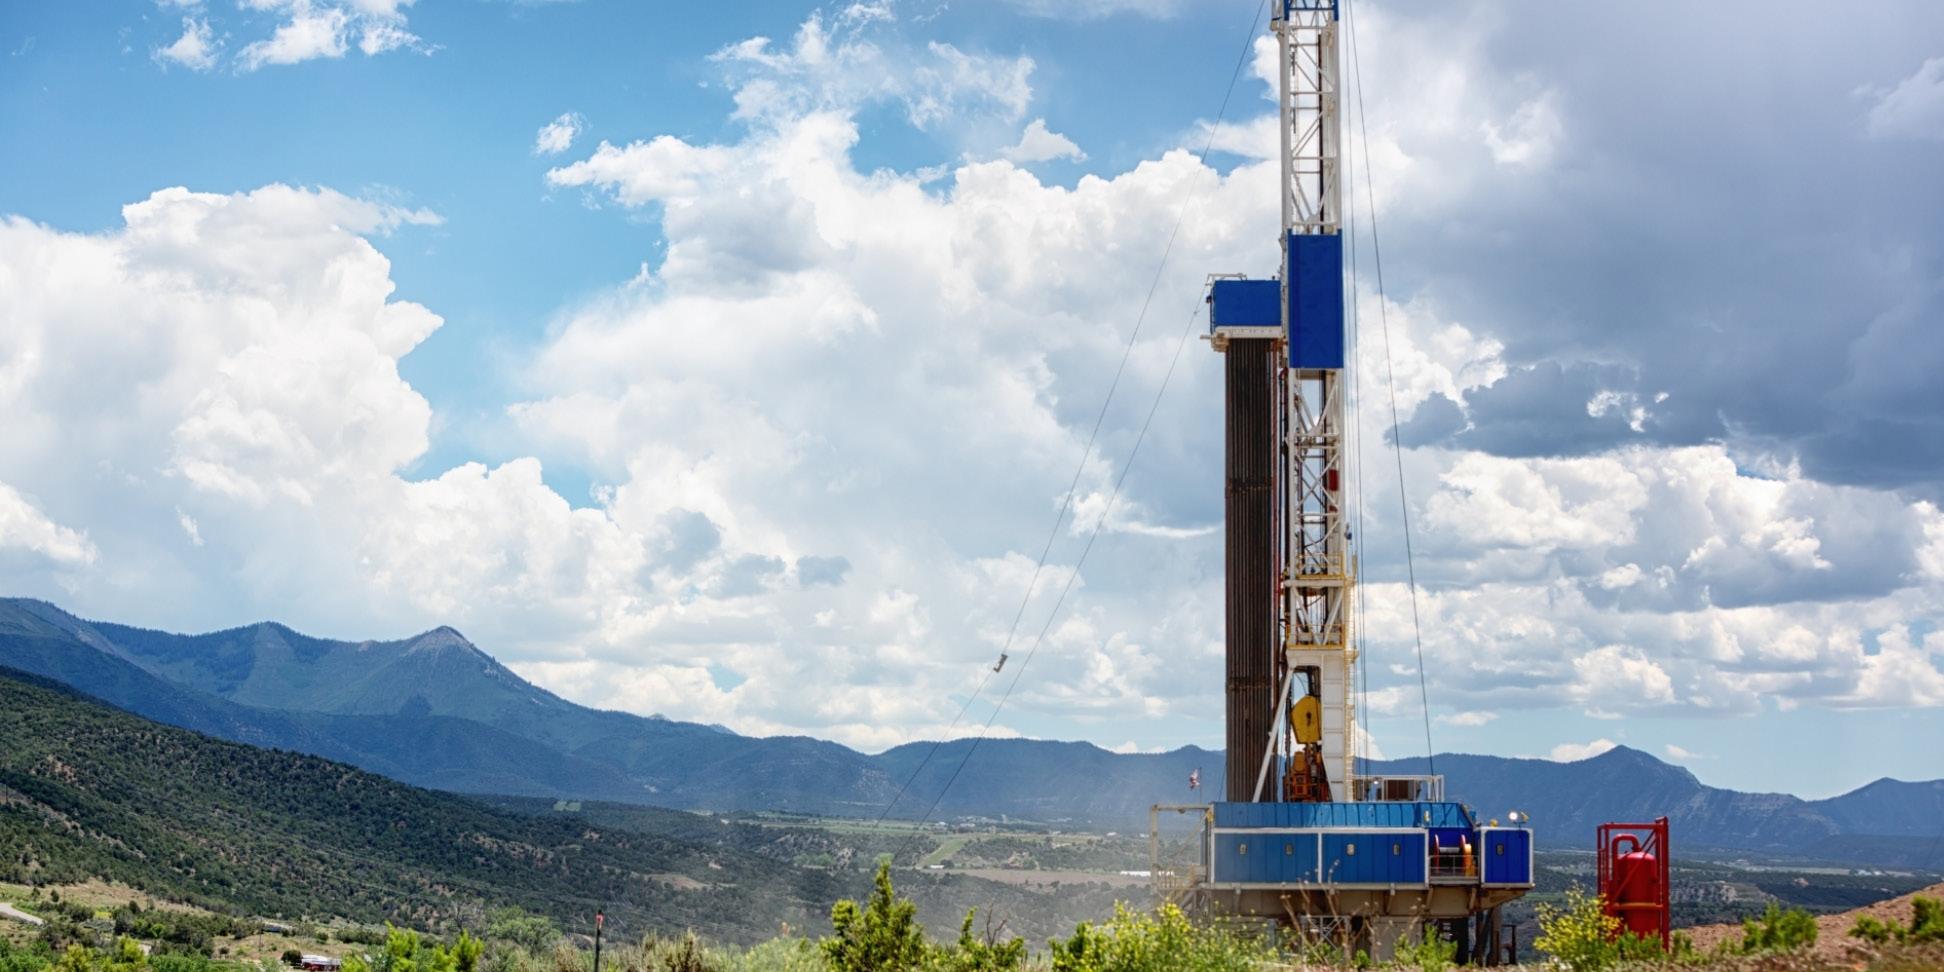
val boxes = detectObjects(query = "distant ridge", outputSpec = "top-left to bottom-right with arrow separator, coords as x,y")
2,598 -> 1938,868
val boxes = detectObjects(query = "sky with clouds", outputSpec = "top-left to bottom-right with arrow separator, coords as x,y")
3,0 -> 1942,798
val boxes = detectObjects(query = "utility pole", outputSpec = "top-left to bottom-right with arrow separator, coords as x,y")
592,910 -> 603,972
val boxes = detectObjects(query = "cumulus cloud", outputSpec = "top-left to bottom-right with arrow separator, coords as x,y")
706,11 -> 1033,134
1866,57 -> 1944,140
1570,645 -> 1676,716
236,0 -> 424,71
1339,3 -> 1944,492
153,17 -> 219,71
1550,738 -> 1617,762
1004,0 -> 1184,19
0,483 -> 96,567
1000,118 -> 1086,163
533,112 -> 584,155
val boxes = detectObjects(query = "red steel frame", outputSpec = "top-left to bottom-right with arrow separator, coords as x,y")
1597,817 -> 1671,949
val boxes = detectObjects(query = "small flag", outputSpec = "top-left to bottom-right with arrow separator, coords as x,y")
1188,768 -> 1201,790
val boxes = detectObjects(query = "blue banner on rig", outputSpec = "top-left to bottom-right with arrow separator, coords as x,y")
1286,232 -> 1345,369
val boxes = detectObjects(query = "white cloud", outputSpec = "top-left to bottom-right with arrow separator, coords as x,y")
176,509 -> 203,547
1570,645 -> 1677,716
1004,0 -> 1184,19
239,4 -> 349,69
707,11 -> 1033,134
0,482 -> 96,567
1664,743 -> 1706,760
1481,90 -> 1562,168
1866,57 -> 1944,140
1549,738 -> 1617,762
153,17 -> 219,71
1437,710 -> 1497,727
236,0 -> 423,71
533,112 -> 585,155
1000,118 -> 1086,163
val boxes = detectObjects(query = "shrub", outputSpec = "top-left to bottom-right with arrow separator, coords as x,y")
1392,924 -> 1454,972
1852,896 -> 1944,947
483,912 -> 557,957
636,934 -> 713,972
1737,902 -> 1817,954
150,956 -> 210,972
283,952 -> 304,967
382,928 -> 422,972
1046,902 -> 1276,972
703,939 -> 821,972
931,911 -> 1024,972
1534,887 -> 1622,972
822,863 -> 927,972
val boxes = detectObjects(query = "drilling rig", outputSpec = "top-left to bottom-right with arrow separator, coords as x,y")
1153,1 -> 1534,962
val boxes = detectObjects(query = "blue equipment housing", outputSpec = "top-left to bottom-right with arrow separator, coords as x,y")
1208,278 -> 1282,330
1205,801 -> 1534,891
1204,233 -> 1345,371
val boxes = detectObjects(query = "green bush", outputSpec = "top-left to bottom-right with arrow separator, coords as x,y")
148,956 -> 210,972
634,933 -> 713,972
930,911 -> 1024,972
822,862 -> 927,972
1392,924 -> 1454,972
702,939 -> 821,972
1046,902 -> 1276,972
1737,902 -> 1817,954
1852,896 -> 1944,946
1534,887 -> 1622,972
483,911 -> 557,957
0,940 -> 52,972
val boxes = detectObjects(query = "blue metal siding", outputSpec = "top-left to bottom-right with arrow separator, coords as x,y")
1212,832 -> 1271,884
1270,833 -> 1321,883
1321,831 -> 1425,885
1209,278 -> 1282,330
1482,829 -> 1533,886
1286,232 -> 1345,369
1211,830 -> 1324,885
1212,801 -> 1471,830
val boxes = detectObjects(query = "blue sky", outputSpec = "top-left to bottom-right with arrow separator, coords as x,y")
3,0 -> 1943,799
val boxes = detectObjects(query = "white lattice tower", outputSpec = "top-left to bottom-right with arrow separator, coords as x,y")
1276,0 -> 1357,799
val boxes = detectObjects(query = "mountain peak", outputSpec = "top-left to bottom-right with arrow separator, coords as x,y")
407,625 -> 475,652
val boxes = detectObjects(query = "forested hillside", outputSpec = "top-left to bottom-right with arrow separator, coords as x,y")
0,670 -> 1122,944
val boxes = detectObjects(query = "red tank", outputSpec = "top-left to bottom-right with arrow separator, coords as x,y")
1612,847 -> 1664,938
1598,819 -> 1671,948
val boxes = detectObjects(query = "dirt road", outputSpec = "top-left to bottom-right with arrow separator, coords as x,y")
0,902 -> 44,927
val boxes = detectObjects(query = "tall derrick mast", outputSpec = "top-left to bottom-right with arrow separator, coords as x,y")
1183,2 -> 1534,960
1210,0 -> 1353,804
1275,0 -> 1355,802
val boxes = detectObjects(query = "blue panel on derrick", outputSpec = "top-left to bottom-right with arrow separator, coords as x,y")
1321,831 -> 1426,885
1286,232 -> 1345,369
1481,829 -> 1533,886
1212,801 -> 1473,829
1209,278 -> 1282,330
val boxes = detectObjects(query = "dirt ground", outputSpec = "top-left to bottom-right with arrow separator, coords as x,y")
1684,880 -> 1944,962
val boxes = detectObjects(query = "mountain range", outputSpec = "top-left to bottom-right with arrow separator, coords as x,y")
3,598 -> 1939,869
